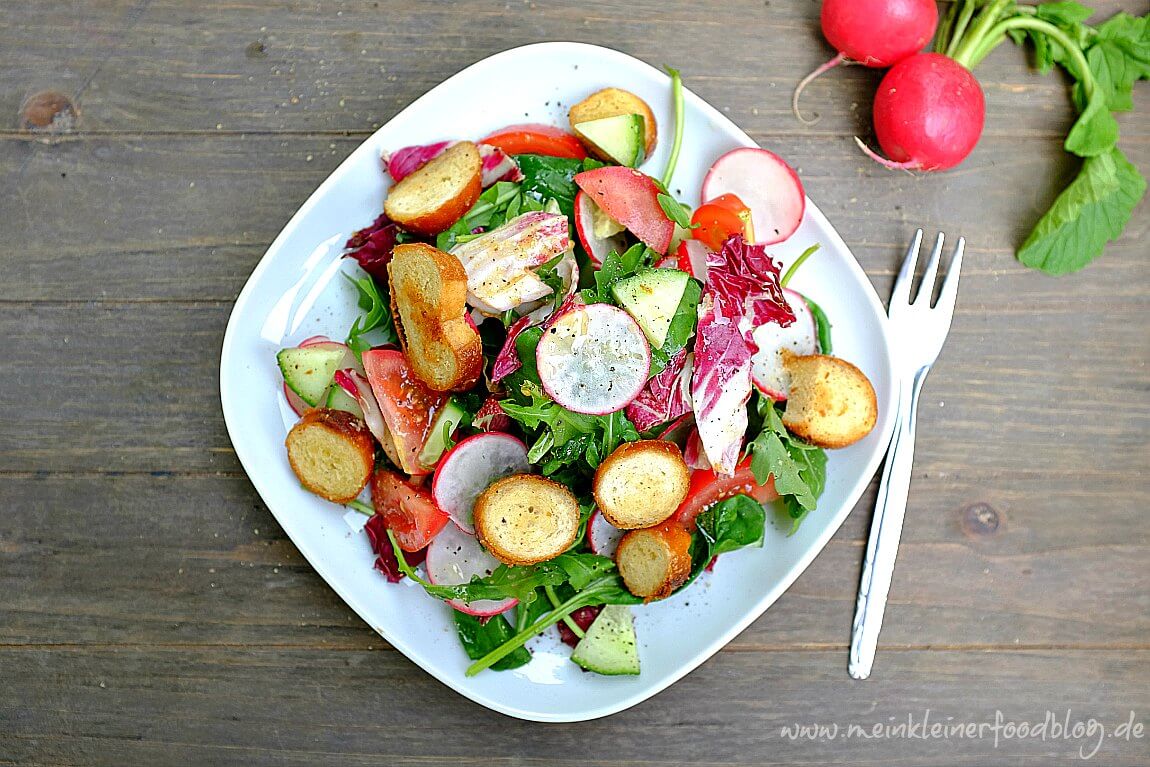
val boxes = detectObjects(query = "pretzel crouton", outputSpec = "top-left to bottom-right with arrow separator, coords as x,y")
383,141 -> 482,235
781,352 -> 878,449
286,408 -> 375,503
593,440 -> 690,530
388,243 -> 483,392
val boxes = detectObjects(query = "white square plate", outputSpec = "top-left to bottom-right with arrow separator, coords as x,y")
220,42 -> 896,722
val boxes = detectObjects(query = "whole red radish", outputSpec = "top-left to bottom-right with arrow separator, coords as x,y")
860,52 -> 985,171
793,0 -> 939,123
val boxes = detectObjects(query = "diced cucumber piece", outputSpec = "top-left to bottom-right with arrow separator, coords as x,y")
325,383 -> 363,419
570,605 -> 640,675
611,268 -> 690,349
277,347 -> 344,407
574,114 -> 645,168
417,397 -> 468,467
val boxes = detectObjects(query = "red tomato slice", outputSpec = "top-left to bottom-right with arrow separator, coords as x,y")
691,198 -> 754,252
481,123 -> 587,159
362,348 -> 445,476
673,456 -> 778,526
371,469 -> 450,552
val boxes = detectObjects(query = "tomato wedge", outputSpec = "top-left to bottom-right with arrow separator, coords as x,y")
481,123 -> 587,159
362,348 -> 445,475
691,193 -> 755,251
673,456 -> 778,526
371,469 -> 450,552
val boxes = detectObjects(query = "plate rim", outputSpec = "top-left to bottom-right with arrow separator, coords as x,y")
220,40 -> 896,723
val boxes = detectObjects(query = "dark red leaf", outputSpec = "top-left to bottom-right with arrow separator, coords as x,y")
558,605 -> 604,648
363,513 -> 426,583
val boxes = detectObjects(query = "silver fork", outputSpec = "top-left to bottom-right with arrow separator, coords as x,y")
848,230 -> 964,680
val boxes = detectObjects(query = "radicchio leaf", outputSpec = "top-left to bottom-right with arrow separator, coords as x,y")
557,605 -> 604,648
473,395 -> 513,433
383,141 -> 454,182
625,350 -> 693,432
450,212 -> 570,312
363,514 -> 427,583
691,235 -> 794,475
344,214 -> 400,283
478,144 -> 523,186
491,315 -> 534,383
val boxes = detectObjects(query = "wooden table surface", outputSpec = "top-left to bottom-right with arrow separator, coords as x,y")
2,1 -> 1148,765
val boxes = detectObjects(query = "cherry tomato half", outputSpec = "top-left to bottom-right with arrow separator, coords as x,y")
691,193 -> 755,251
481,123 -> 587,159
371,469 -> 450,552
673,456 -> 778,526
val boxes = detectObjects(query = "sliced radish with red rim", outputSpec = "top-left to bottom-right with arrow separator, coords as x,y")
574,190 -> 629,267
283,382 -> 310,417
702,148 -> 805,246
750,288 -> 818,400
425,522 -> 517,617
536,303 -> 650,415
588,509 -> 624,558
432,432 -> 530,533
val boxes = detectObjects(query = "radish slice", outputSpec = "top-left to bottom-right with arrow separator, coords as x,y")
536,303 -> 651,415
588,509 -> 624,558
425,522 -> 517,617
750,288 -> 818,400
432,433 -> 530,533
676,239 -> 711,281
299,335 -> 332,347
574,190 -> 628,267
701,148 -> 806,246
283,382 -> 310,417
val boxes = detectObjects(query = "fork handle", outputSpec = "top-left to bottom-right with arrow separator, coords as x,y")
848,366 -> 928,680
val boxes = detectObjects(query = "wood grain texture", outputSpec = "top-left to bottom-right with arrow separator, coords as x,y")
1,0 -> 1148,765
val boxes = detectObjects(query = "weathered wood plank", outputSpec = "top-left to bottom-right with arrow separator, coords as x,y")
1,1 -> 1146,140
1,475 -> 1146,650
1,647 -> 1147,766
1,133 -> 1147,301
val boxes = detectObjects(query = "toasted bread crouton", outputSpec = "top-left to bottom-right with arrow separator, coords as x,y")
616,521 -> 693,601
473,475 -> 580,565
286,408 -> 375,503
383,141 -> 481,235
593,440 -> 690,530
781,352 -> 878,449
388,243 -> 483,392
569,88 -> 658,159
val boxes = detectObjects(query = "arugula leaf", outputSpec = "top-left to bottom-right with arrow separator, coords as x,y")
453,611 -> 532,671
515,154 -> 584,220
581,242 -> 655,304
435,181 -> 546,251
1018,146 -> 1146,275
696,494 -> 767,555
344,270 -> 397,355
746,397 -> 828,533
657,192 -> 695,229
804,295 -> 834,355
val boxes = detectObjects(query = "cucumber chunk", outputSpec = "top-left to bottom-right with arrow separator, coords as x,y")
325,383 -> 364,419
570,605 -> 640,676
277,347 -> 344,407
612,268 -> 690,349
417,397 -> 468,467
573,114 -> 646,168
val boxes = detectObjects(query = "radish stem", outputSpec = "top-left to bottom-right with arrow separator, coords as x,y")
780,244 -> 821,288
791,53 -> 849,125
347,499 -> 374,516
660,67 -> 685,189
546,585 -> 585,638
944,0 -> 978,58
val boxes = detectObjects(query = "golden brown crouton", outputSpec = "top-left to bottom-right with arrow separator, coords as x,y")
473,475 -> 580,566
383,141 -> 481,235
616,521 -> 693,601
781,352 -> 878,449
569,88 -> 658,159
593,440 -> 690,529
388,243 -> 483,392
286,408 -> 375,503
